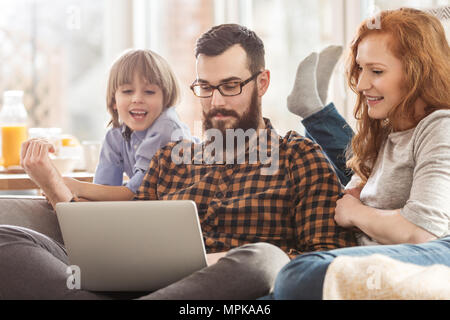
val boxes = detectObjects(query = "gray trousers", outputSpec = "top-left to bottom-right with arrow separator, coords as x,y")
0,225 -> 289,300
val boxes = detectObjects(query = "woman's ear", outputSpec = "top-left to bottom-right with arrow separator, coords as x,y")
257,69 -> 270,97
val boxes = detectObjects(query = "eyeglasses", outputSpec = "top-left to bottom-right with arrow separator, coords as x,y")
190,71 -> 262,98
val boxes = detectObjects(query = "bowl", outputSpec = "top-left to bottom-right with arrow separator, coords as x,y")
51,157 -> 79,174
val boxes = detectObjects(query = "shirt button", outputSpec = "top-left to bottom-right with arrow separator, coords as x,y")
134,145 -> 138,150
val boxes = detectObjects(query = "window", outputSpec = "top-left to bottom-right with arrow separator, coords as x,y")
1,0 -> 448,141
0,0 -> 106,141
250,0 -> 347,134
135,0 -> 215,139
369,0 -> 450,38
141,0 -> 350,136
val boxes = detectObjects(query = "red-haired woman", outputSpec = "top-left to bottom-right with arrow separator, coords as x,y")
274,8 -> 450,299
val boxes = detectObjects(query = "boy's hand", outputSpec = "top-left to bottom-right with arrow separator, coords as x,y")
21,139 -> 57,189
21,138 -> 72,206
63,176 -> 80,194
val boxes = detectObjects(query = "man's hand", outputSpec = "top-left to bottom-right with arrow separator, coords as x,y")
206,252 -> 227,266
334,193 -> 364,228
21,138 -> 72,207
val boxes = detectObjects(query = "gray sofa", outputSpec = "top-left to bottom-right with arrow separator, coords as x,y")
0,196 -> 64,244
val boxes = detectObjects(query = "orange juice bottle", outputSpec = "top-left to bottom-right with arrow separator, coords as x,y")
0,91 -> 28,169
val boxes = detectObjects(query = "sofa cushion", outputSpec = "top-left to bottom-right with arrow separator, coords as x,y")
0,196 -> 63,244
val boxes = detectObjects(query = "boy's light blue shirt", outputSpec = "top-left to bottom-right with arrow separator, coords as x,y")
94,106 -> 195,193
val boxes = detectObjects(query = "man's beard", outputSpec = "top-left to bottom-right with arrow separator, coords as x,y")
202,87 -> 261,135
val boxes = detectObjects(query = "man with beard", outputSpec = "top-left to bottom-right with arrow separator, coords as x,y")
0,24 -> 356,299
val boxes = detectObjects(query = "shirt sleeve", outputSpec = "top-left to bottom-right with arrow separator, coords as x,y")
134,148 -> 162,201
93,129 -> 124,186
345,174 -> 363,190
401,112 -> 450,238
288,138 -> 357,258
125,120 -> 178,194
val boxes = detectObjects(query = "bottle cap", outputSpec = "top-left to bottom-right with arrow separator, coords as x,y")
0,90 -> 27,125
3,90 -> 24,97
3,90 -> 24,106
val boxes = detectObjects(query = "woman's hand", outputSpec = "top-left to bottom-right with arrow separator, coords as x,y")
334,193 -> 364,228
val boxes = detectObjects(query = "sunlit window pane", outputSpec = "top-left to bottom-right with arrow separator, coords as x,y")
0,0 -> 105,141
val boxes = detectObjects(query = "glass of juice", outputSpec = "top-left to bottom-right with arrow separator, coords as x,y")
1,125 -> 28,168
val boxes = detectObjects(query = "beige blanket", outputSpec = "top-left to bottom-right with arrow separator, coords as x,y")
323,254 -> 450,300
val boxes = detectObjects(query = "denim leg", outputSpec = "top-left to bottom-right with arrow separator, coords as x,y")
272,251 -> 335,300
273,236 -> 450,300
302,103 -> 354,186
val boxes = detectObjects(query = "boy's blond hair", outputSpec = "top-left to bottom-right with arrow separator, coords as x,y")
106,49 -> 180,128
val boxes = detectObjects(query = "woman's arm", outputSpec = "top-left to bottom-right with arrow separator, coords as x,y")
335,113 -> 450,244
335,194 -> 437,244
64,177 -> 135,201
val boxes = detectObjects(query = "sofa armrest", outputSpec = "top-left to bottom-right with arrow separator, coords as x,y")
0,195 -> 64,244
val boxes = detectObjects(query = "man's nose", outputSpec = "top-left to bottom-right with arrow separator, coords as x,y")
210,88 -> 225,107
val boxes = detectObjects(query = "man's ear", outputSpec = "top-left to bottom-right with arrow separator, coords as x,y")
257,69 -> 270,97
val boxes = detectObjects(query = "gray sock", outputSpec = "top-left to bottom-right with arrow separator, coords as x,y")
317,45 -> 343,105
287,52 -> 323,119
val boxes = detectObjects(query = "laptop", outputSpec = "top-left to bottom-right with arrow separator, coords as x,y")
55,200 -> 207,292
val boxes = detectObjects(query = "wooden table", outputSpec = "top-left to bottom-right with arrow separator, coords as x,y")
0,171 -> 94,190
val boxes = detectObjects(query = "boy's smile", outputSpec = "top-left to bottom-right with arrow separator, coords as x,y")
114,73 -> 164,132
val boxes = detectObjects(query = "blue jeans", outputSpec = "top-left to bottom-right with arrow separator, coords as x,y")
268,236 -> 450,300
303,103 -> 354,186
268,104 -> 450,300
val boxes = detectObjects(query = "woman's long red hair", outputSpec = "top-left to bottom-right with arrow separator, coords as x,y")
346,8 -> 450,184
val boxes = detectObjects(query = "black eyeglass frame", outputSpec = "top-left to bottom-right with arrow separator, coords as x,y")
190,71 -> 262,98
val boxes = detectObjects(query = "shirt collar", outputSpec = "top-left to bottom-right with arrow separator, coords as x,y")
120,107 -> 173,141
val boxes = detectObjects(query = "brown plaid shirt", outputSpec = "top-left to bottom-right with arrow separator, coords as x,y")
135,119 -> 356,258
